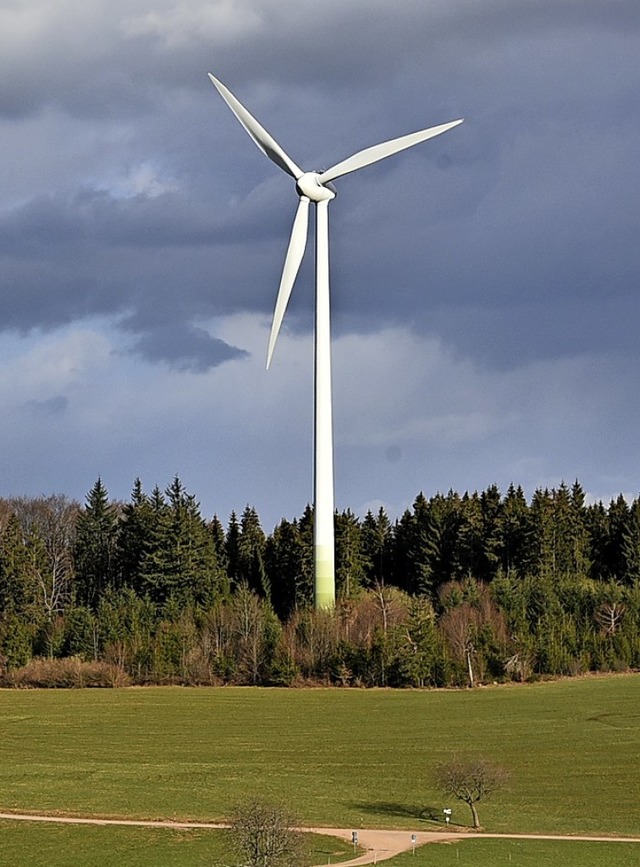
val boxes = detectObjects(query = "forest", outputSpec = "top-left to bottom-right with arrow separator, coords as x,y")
1,477 -> 639,688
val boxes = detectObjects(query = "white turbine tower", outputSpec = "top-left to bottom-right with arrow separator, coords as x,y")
208,74 -> 462,610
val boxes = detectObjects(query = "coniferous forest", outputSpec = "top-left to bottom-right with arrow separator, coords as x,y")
1,477 -> 640,688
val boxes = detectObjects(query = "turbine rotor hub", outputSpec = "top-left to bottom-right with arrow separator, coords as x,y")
296,172 -> 336,203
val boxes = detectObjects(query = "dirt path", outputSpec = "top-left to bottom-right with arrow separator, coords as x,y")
312,828 -> 640,867
310,827 -> 459,865
2,812 -> 640,866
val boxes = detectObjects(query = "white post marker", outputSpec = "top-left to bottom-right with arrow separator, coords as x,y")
444,808 -> 452,825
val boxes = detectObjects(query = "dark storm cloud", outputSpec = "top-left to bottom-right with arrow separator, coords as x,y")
1,0 -> 638,372
0,0 -> 639,526
0,180 -> 290,367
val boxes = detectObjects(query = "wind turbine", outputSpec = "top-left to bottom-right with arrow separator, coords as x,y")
208,74 -> 462,610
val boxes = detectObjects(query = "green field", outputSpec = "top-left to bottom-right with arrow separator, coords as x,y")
387,838 -> 640,867
1,675 -> 639,840
0,821 -> 353,867
0,821 -> 230,867
0,825 -> 639,867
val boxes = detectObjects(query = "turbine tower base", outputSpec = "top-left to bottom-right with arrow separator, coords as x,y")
315,545 -> 335,610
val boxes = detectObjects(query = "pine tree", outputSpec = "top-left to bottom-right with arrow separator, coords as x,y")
551,482 -> 576,576
585,500 -> 609,580
125,483 -> 172,602
480,485 -> 503,580
74,478 -> 119,609
401,493 -> 442,595
454,492 -> 483,580
362,507 -> 393,587
335,509 -> 369,599
527,488 -> 555,578
424,491 -> 463,588
398,595 -> 440,687
266,518 -> 312,619
621,497 -> 640,584
210,515 -> 229,576
238,506 -> 268,598
226,511 -> 241,588
118,479 -> 156,593
0,514 -> 34,616
167,477 -> 227,605
501,484 -> 531,576
569,480 -> 591,576
606,495 -> 629,581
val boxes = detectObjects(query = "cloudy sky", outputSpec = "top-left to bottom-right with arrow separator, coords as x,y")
1,0 -> 638,529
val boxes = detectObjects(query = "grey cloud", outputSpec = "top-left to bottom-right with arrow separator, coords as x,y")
0,0 -> 639,528
129,322 -> 248,371
1,0 -> 638,375
0,180 -> 291,339
25,395 -> 69,416
2,0 -> 636,122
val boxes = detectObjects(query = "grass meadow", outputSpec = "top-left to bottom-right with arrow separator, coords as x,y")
1,674 -> 639,863
386,838 -> 640,867
0,821 -> 353,867
0,821 -> 231,867
0,827 -> 639,867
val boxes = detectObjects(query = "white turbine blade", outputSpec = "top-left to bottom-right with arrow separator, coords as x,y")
208,74 -> 303,180
318,119 -> 463,184
266,196 -> 310,369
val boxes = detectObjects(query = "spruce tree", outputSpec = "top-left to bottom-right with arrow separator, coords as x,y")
74,478 -> 119,609
210,515 -> 229,576
500,484 -> 531,577
335,509 -> 369,599
0,514 -> 34,616
266,518 -> 311,618
226,511 -> 241,588
621,497 -> 640,584
164,476 -> 225,606
480,485 -> 503,580
585,500 -> 609,580
455,492 -> 484,580
133,484 -> 172,602
403,493 -> 442,595
607,495 -> 631,581
238,506 -> 268,598
551,482 -> 575,576
569,480 -> 591,576
118,479 -> 155,593
527,488 -> 555,578
362,507 -> 393,587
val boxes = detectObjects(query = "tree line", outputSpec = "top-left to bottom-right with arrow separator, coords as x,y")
1,477 -> 639,687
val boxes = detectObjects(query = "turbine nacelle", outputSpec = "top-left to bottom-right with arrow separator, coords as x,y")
209,73 -> 462,372
295,172 -> 337,203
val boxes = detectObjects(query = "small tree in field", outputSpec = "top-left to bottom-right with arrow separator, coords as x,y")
229,798 -> 307,867
433,756 -> 508,829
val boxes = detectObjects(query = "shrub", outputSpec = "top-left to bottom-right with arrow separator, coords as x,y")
2,656 -> 129,688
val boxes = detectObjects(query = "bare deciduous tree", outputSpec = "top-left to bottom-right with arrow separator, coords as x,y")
433,756 -> 509,829
439,582 -> 508,688
10,495 -> 78,655
595,601 -> 625,635
229,798 -> 306,867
